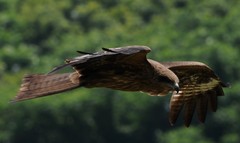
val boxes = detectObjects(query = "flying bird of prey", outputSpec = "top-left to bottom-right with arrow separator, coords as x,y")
14,46 -> 229,127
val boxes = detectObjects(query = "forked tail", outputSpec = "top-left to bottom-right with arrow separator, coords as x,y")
12,72 -> 80,102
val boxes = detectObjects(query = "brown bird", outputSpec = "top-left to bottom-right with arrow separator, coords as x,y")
13,46 -> 229,127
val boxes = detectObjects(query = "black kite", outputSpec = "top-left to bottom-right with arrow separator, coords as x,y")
13,46 -> 229,127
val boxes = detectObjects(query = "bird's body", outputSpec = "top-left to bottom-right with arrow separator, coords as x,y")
14,46 -> 229,127
80,59 -> 178,96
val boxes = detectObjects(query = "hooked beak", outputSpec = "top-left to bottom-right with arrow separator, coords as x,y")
167,82 -> 179,93
173,83 -> 180,93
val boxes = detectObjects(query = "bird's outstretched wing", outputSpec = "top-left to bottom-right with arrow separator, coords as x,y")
49,46 -> 151,74
161,61 -> 229,127
13,46 -> 152,102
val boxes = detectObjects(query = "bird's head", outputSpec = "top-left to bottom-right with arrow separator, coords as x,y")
148,59 -> 180,95
156,74 -> 179,94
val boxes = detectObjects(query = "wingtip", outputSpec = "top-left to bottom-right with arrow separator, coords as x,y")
169,115 -> 177,126
221,82 -> 231,88
184,119 -> 192,128
184,123 -> 191,128
169,119 -> 191,128
169,121 -> 175,127
198,117 -> 206,124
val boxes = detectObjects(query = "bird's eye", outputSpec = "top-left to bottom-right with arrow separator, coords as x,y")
157,76 -> 172,83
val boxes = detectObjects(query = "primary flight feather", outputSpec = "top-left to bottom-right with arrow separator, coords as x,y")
13,46 -> 229,127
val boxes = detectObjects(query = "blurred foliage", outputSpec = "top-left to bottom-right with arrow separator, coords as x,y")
0,0 -> 240,143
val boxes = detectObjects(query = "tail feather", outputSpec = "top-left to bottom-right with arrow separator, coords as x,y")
12,72 -> 80,102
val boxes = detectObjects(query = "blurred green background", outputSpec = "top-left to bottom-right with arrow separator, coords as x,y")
0,0 -> 240,142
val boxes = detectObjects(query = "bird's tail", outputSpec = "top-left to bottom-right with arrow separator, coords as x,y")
12,72 -> 80,102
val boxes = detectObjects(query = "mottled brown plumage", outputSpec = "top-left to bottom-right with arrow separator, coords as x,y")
13,46 -> 229,127
161,62 -> 228,126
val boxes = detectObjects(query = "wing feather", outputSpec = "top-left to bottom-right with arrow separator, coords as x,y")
48,46 -> 151,74
184,97 -> 196,127
162,61 -> 229,127
169,93 -> 184,125
196,94 -> 208,123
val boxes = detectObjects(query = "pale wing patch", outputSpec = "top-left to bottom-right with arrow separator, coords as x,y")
197,78 -> 220,92
180,78 -> 220,96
